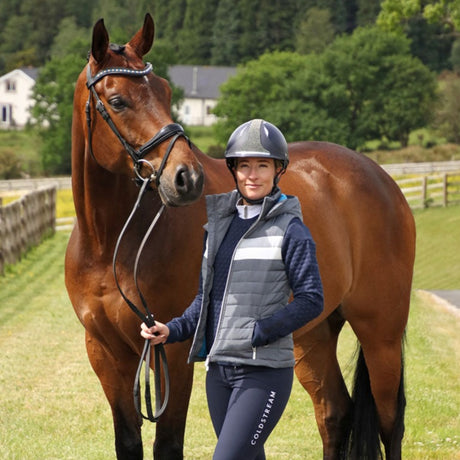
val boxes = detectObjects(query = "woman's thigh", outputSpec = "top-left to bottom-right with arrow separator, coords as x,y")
206,364 -> 293,460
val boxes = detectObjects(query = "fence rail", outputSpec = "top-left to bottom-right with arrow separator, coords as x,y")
395,172 -> 460,209
381,160 -> 460,175
0,186 -> 56,274
0,177 -> 70,193
0,158 -> 459,274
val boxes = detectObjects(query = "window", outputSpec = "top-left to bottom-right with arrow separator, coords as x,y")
1,104 -> 12,123
206,105 -> 212,115
5,79 -> 16,92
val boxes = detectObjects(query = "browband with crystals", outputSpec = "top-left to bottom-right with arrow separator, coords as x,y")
87,62 -> 153,88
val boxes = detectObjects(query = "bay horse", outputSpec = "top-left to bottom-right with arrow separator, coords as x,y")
65,13 -> 415,460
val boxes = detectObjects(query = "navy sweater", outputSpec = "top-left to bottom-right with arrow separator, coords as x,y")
166,213 -> 323,350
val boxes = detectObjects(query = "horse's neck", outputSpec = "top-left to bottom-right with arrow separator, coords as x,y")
73,165 -> 158,254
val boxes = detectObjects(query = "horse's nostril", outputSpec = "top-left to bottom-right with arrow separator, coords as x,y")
175,166 -> 187,189
173,164 -> 204,200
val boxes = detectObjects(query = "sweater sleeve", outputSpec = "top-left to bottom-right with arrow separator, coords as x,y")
165,289 -> 203,343
252,217 -> 324,347
165,233 -> 207,343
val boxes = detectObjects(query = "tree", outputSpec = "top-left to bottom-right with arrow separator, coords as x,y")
176,0 -> 219,64
213,27 -> 437,150
378,0 -> 460,33
318,26 -> 437,147
355,0 -> 381,27
432,72 -> 460,143
31,39 -> 88,174
295,8 -> 335,55
212,51 -> 313,143
373,54 -> 438,146
210,0 -> 242,65
237,0 -> 300,63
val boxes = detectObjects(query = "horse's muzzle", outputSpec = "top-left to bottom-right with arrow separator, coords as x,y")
157,163 -> 204,207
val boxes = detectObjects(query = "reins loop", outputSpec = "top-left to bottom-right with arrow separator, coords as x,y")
112,178 -> 169,423
84,60 -> 190,423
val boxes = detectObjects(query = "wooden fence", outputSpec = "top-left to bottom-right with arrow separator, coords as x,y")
381,160 -> 460,175
0,177 -> 70,193
0,161 -> 459,274
0,186 -> 56,275
395,172 -> 460,209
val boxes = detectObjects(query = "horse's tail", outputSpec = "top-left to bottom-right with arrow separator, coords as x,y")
340,343 -> 406,459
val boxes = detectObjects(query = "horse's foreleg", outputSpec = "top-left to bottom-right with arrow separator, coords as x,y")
85,331 -> 143,460
293,313 -> 351,460
153,341 -> 194,460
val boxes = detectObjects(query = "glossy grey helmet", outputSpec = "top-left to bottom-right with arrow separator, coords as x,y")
225,119 -> 289,171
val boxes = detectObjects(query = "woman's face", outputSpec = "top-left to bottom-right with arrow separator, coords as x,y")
235,157 -> 280,204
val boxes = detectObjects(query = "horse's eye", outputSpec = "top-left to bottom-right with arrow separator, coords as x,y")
108,96 -> 126,111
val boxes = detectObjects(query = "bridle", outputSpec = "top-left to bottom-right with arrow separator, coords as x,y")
85,62 -> 190,186
85,61 -> 187,422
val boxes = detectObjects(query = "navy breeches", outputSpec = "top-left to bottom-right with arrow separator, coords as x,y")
206,363 -> 293,460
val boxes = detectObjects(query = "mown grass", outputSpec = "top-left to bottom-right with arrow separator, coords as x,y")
186,125 -> 224,157
0,208 -> 458,459
412,206 -> 460,289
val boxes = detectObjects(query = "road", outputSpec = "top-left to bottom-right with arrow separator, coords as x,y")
418,290 -> 460,316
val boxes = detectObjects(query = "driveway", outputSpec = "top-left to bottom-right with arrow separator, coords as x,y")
417,290 -> 460,316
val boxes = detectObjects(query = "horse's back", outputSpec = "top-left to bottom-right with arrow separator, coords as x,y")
285,141 -> 415,326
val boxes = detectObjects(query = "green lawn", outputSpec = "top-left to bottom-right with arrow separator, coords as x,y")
0,207 -> 458,459
412,206 -> 460,289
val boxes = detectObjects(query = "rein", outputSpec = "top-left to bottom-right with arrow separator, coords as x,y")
112,179 -> 169,423
85,61 -> 189,422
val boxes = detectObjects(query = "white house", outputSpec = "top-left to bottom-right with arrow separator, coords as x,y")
0,67 -> 38,129
169,65 -> 236,126
0,64 -> 236,129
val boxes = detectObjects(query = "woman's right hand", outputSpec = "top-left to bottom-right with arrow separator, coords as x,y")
140,321 -> 170,345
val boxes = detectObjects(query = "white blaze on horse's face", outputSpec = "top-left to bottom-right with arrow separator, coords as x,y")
86,14 -> 204,207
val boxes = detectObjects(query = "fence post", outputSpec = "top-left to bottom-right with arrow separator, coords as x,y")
443,173 -> 448,207
422,176 -> 428,208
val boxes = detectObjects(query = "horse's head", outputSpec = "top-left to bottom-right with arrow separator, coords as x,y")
81,13 -> 204,206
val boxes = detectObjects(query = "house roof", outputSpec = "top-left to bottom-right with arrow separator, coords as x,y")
0,67 -> 39,82
20,67 -> 39,81
169,65 -> 237,99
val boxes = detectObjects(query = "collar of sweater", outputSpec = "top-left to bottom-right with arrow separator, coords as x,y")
236,199 -> 262,219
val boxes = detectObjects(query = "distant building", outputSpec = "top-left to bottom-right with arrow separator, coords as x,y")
0,64 -> 236,130
169,65 -> 236,126
0,67 -> 38,129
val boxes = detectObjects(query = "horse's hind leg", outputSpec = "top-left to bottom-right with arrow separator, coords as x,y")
293,310 -> 351,460
356,332 -> 406,459
85,331 -> 143,459
347,290 -> 409,460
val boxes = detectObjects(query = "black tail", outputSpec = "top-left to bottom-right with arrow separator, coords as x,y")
340,346 -> 383,459
388,347 -> 406,459
340,343 -> 406,459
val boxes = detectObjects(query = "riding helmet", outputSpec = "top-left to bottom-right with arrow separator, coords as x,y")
224,119 -> 289,171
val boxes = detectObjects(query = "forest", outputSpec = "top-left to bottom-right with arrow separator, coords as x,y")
2,0 -> 460,175
1,0 -> 457,73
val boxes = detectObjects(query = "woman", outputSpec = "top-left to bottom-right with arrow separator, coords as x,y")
141,119 -> 324,460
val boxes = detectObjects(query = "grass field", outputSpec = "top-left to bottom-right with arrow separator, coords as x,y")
0,206 -> 459,459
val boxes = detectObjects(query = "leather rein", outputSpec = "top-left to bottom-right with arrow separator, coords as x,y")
85,62 -> 189,422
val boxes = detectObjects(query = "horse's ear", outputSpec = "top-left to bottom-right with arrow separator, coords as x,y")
91,18 -> 109,63
128,13 -> 155,57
